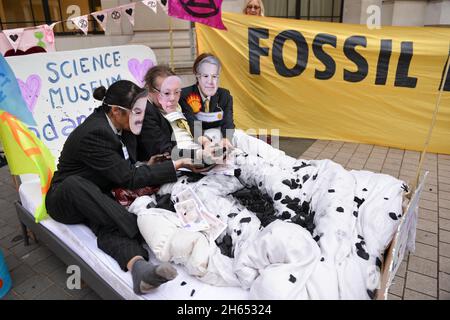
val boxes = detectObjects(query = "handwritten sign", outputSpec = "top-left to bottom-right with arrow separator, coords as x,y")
5,45 -> 156,160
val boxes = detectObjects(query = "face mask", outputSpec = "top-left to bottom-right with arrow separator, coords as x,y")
157,76 -> 182,113
105,90 -> 148,135
196,62 -> 219,98
128,96 -> 147,135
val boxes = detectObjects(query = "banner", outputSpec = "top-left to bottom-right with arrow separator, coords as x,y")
0,110 -> 56,222
196,13 -> 450,154
5,45 -> 157,160
0,55 -> 35,125
0,55 -> 55,222
169,0 -> 226,30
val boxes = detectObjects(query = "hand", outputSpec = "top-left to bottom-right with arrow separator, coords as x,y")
147,152 -> 171,165
221,138 -> 234,152
173,158 -> 214,173
198,135 -> 212,148
196,146 -> 225,165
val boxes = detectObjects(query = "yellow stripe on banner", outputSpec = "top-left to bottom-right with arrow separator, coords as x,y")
196,13 -> 450,154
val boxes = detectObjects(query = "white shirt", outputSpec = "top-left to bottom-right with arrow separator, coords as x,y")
105,113 -> 122,136
105,113 -> 129,159
198,86 -> 210,109
162,106 -> 199,150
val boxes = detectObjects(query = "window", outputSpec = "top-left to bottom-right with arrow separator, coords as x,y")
0,0 -> 104,34
264,0 -> 343,22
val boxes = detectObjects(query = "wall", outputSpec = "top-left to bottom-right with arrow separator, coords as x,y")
344,0 -> 450,26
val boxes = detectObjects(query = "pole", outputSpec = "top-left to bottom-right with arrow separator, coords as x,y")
412,52 -> 450,191
169,16 -> 174,71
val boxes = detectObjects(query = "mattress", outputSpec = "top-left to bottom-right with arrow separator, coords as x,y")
19,179 -> 249,300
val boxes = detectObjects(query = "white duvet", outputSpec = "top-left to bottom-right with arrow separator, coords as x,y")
129,135 -> 406,300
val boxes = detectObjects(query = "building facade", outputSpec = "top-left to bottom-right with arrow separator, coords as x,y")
1,0 -> 449,68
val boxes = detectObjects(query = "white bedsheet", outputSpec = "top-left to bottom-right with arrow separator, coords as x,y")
19,179 -> 249,300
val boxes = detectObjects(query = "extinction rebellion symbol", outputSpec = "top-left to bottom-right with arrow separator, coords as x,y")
111,10 -> 121,20
179,0 -> 219,18
78,19 -> 88,28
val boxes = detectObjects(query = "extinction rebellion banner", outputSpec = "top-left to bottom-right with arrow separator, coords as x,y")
196,13 -> 450,154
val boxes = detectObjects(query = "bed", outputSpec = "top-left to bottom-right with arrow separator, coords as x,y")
16,177 -> 249,300
14,162 -> 426,300
6,46 -> 424,300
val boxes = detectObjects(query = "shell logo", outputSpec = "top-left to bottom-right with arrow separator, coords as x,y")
186,92 -> 202,113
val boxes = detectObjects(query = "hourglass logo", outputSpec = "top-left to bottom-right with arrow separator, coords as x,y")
178,0 -> 219,18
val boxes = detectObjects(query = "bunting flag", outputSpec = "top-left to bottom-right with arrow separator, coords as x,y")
157,0 -> 169,14
70,15 -> 89,35
168,0 -> 226,30
121,3 -> 136,26
0,0 -> 228,48
43,23 -> 58,44
0,55 -> 55,222
110,8 -> 123,24
92,10 -> 109,31
2,28 -> 25,51
142,0 -> 158,13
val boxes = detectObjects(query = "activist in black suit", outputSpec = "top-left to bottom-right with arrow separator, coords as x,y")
137,66 -> 176,161
137,100 -> 176,160
179,53 -> 235,148
45,80 -> 198,294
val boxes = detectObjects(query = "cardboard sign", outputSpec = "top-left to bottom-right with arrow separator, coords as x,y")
378,172 -> 427,299
5,45 -> 157,160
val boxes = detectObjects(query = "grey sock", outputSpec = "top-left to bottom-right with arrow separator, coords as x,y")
131,260 -> 178,294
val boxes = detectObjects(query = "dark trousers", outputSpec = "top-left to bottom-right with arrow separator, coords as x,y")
45,175 -> 148,271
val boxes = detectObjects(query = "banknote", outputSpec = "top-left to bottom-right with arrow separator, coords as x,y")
174,199 -> 209,232
200,210 -> 227,241
175,188 -> 226,240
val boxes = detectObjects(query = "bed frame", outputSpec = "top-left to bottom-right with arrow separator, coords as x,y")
14,200 -> 123,300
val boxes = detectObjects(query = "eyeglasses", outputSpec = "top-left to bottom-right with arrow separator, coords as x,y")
158,89 -> 182,100
246,5 -> 260,10
197,73 -> 220,81
105,103 -> 143,116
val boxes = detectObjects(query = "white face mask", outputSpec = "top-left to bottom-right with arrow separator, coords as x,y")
128,96 -> 147,135
196,62 -> 219,98
105,90 -> 148,135
157,76 -> 182,114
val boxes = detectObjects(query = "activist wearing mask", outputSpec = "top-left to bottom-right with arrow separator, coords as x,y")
179,53 -> 235,151
137,67 -> 225,167
102,88 -> 147,135
45,80 -> 202,295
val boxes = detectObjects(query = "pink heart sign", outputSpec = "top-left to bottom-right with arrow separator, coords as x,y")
17,75 -> 42,113
128,58 -> 154,87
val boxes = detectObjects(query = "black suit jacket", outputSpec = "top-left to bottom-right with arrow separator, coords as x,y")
179,85 -> 235,139
137,101 -> 176,162
50,107 -> 177,193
